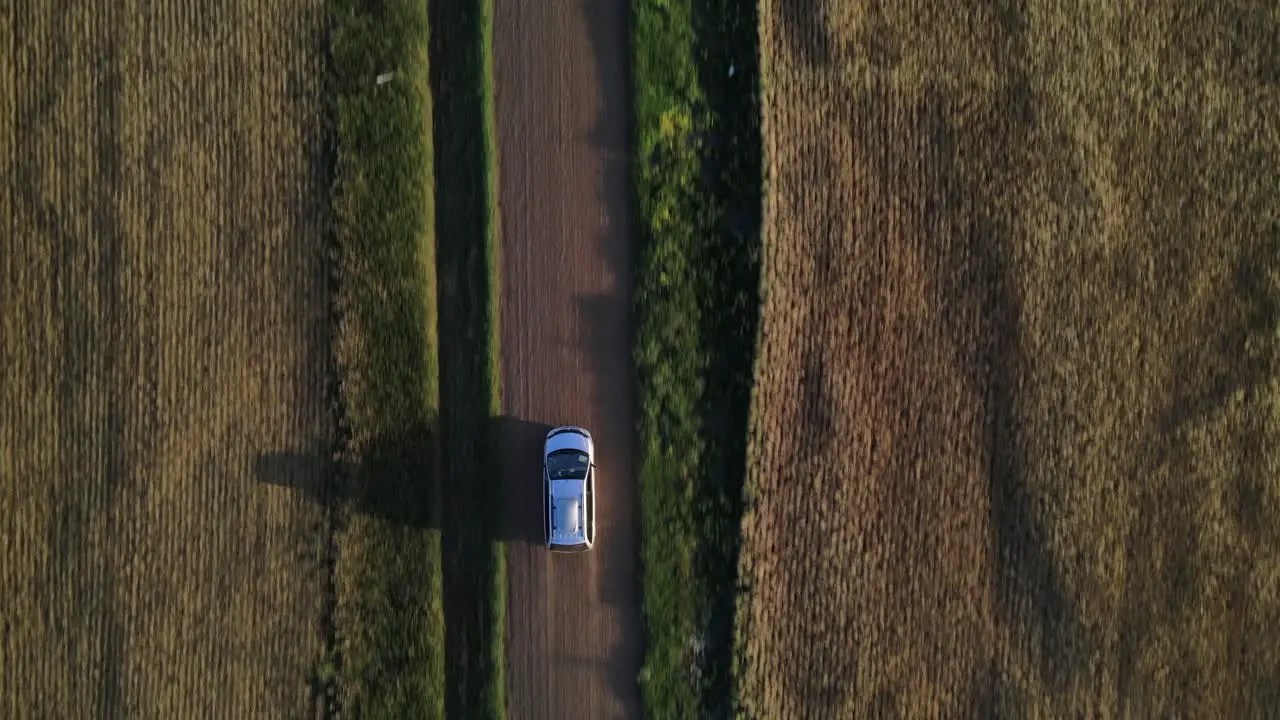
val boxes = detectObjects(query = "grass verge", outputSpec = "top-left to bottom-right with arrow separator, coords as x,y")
327,0 -> 504,714
430,0 -> 506,717
328,0 -> 444,716
630,0 -> 762,716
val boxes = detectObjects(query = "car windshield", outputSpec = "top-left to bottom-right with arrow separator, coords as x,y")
546,449 -> 589,480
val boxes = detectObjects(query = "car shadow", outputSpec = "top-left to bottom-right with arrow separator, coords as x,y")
493,416 -> 554,546
256,415 -> 569,544
254,450 -> 331,502
254,418 -> 441,529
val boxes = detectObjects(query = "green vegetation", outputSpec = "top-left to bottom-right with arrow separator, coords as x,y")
430,0 -> 506,717
328,0 -> 503,716
328,0 -> 443,715
630,0 -> 762,716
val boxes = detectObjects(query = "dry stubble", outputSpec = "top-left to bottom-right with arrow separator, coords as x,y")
1,1 -> 333,716
739,0 -> 1279,717
738,3 -> 999,716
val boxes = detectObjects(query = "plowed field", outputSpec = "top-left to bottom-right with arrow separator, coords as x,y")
1,1 -> 333,716
737,0 -> 1280,717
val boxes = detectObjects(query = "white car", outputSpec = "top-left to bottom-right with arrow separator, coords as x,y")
543,426 -> 596,552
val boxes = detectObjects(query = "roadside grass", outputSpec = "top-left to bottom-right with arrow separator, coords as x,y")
630,0 -> 762,716
329,0 -> 504,717
430,0 -> 506,717
328,0 -> 444,715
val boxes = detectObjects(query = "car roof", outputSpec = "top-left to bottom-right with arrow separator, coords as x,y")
548,482 -> 588,544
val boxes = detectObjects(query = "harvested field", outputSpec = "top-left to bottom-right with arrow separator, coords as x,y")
1,1 -> 333,717
736,0 -> 1280,717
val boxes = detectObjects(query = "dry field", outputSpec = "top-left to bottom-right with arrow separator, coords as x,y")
1,1 -> 333,717
736,0 -> 1280,717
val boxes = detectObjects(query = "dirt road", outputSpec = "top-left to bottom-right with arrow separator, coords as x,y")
492,0 -> 639,717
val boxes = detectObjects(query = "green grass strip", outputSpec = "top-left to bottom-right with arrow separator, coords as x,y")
479,0 -> 506,711
430,0 -> 506,716
328,0 -> 445,716
631,0 -> 763,716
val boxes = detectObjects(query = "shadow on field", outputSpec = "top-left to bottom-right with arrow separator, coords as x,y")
904,69 -> 1088,701
254,420 -> 441,529
13,13 -> 129,715
786,0 -> 1086,705
1158,229 -> 1280,443
256,416 -> 569,542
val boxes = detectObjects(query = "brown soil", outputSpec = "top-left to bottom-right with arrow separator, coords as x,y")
492,0 -> 640,717
0,1 -> 333,716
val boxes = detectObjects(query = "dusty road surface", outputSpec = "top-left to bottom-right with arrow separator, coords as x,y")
492,0 -> 639,718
